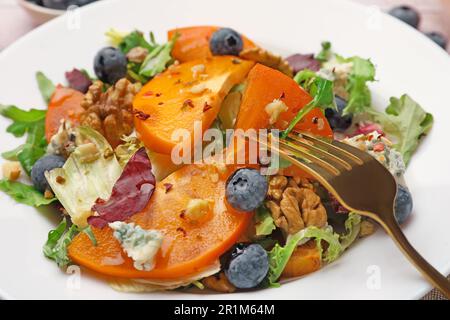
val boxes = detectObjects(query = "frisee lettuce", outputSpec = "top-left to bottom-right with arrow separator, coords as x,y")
255,205 -> 276,236
267,226 -> 342,286
35,71 -> 56,104
342,56 -> 376,115
368,94 -> 433,165
0,179 -> 56,206
0,105 -> 47,175
339,213 -> 361,250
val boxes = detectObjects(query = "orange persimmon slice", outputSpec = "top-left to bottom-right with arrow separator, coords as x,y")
45,86 -> 85,141
168,26 -> 256,63
68,162 -> 252,279
133,56 -> 254,155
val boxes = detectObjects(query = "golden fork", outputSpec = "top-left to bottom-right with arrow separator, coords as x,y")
269,130 -> 450,298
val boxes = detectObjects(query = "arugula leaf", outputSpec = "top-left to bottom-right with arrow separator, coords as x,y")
342,57 -> 376,115
0,105 -> 47,175
0,179 -> 56,206
119,30 -> 156,53
255,205 -> 276,236
43,218 -> 78,268
36,71 -> 56,104
368,94 -> 433,164
316,41 -> 332,62
282,74 -> 335,138
139,33 -> 179,79
267,226 -> 342,286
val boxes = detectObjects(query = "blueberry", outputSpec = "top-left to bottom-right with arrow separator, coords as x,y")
325,96 -> 353,132
94,47 -> 127,84
394,184 -> 413,224
388,6 -> 420,28
31,155 -> 66,193
224,243 -> 269,289
226,168 -> 268,212
425,32 -> 447,49
209,28 -> 243,56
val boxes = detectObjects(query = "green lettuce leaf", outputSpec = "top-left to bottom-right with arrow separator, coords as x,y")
368,94 -> 433,164
255,205 -> 276,236
267,226 -> 342,286
0,179 -> 56,206
339,213 -> 361,250
342,57 -> 376,115
0,105 -> 47,175
36,71 -> 56,104
43,218 -> 78,267
45,126 -> 122,227
139,33 -> 179,79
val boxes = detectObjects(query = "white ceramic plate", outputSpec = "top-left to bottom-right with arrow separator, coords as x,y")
1,0 -> 449,300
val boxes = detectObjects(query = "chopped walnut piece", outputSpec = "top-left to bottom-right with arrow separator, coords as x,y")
202,272 -> 236,293
239,47 -> 293,77
265,175 -> 327,234
267,175 -> 288,201
359,219 -> 376,237
126,46 -> 149,63
80,79 -> 141,147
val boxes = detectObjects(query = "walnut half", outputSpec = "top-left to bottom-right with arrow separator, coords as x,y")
80,78 -> 141,147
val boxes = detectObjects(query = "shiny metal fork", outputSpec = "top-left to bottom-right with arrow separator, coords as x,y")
270,130 -> 450,298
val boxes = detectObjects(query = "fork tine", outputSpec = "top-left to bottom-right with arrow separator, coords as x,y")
272,142 -> 339,181
276,139 -> 341,176
293,131 -> 364,165
286,133 -> 353,171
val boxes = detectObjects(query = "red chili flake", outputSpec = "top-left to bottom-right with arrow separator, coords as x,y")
155,93 -> 162,97
133,110 -> 150,120
88,148 -> 156,228
176,227 -> 187,237
174,79 -> 182,85
170,71 -> 181,76
164,183 -> 173,193
279,92 -> 286,100
179,210 -> 186,219
203,102 -> 212,112
143,91 -> 154,97
158,102 -> 164,105
373,143 -> 385,152
312,117 -> 319,124
183,99 -> 194,108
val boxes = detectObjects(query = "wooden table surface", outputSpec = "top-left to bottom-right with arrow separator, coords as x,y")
0,0 -> 448,300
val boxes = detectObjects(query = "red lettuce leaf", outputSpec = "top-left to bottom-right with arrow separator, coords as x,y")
286,54 -> 321,74
65,68 -> 92,93
88,147 -> 155,228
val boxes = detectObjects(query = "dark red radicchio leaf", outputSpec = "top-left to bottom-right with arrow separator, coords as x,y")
285,53 -> 321,74
88,147 -> 156,228
65,68 -> 92,93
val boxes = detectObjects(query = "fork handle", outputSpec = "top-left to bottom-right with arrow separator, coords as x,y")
381,217 -> 450,298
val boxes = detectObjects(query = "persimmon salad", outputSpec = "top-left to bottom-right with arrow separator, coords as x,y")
0,26 -> 433,293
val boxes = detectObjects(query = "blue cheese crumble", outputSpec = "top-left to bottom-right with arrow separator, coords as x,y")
109,221 -> 163,271
343,131 -> 406,177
